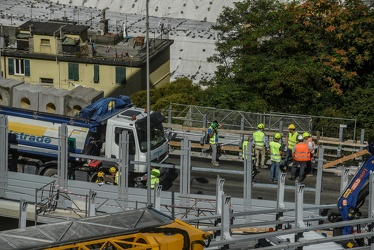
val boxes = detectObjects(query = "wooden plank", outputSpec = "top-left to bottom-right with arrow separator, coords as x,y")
323,149 -> 369,169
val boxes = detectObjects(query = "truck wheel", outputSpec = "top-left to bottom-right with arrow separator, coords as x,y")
44,168 -> 58,178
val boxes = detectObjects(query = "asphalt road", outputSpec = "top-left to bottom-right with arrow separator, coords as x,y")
163,154 -> 369,218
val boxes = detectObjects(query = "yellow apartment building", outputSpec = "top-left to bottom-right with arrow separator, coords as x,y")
0,20 -> 173,97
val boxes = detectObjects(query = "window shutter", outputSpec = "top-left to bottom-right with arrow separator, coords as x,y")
115,67 -> 126,85
24,60 -> 30,76
93,65 -> 99,83
73,64 -> 79,81
68,63 -> 79,81
68,63 -> 74,80
8,58 -> 14,75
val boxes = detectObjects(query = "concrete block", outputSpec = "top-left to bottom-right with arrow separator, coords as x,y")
12,83 -> 46,111
66,86 -> 104,116
38,87 -> 69,115
0,78 -> 24,106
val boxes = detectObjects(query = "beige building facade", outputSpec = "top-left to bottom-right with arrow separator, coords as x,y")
0,20 -> 173,97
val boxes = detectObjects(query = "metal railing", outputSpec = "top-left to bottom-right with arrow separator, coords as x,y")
163,103 -> 358,140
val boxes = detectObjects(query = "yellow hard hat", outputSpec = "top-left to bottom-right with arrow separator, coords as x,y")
303,132 -> 310,138
274,133 -> 281,140
109,167 -> 117,173
288,124 -> 296,130
258,123 -> 264,129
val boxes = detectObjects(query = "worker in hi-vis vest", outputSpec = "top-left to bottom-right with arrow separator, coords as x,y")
289,134 -> 313,182
252,123 -> 268,170
283,123 -> 299,170
207,120 -> 222,166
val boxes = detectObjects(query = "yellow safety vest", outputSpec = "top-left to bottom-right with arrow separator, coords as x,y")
242,141 -> 255,160
287,132 -> 299,150
150,169 -> 160,188
253,130 -> 265,147
269,141 -> 281,162
209,125 -> 217,145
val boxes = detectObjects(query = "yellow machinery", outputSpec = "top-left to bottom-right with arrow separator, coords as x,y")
47,219 -> 210,250
0,208 -> 210,250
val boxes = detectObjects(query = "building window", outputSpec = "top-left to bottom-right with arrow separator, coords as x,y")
41,39 -> 50,45
115,67 -> 126,85
8,58 -> 30,76
93,65 -> 99,83
68,63 -> 79,81
40,78 -> 54,84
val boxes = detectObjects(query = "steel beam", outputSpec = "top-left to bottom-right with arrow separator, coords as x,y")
18,199 -> 28,228
0,115 -> 8,198
88,190 -> 96,217
153,185 -> 162,211
243,142 -> 253,222
57,123 -> 68,207
340,167 -> 350,194
118,131 -> 129,208
215,176 -> 225,215
179,136 -> 191,207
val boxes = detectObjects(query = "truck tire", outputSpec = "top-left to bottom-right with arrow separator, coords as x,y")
43,168 -> 58,178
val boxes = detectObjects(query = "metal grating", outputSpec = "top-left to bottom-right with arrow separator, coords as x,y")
0,208 -> 172,250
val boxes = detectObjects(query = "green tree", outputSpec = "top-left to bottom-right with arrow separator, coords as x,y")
130,78 -> 204,111
208,0 -> 328,113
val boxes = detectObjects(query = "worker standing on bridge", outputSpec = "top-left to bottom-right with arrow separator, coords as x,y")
253,123 -> 267,170
289,134 -> 313,182
269,133 -> 283,183
108,167 -> 119,185
142,165 -> 161,189
208,120 -> 222,166
282,124 -> 299,171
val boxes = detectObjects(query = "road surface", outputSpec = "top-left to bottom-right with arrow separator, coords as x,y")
163,154 -> 369,217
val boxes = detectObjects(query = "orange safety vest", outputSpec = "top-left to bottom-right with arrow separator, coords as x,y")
293,142 -> 311,162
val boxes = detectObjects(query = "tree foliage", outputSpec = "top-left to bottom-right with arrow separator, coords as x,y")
131,78 -> 204,111
206,0 -> 374,137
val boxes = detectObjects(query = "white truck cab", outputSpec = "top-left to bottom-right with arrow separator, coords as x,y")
105,107 -> 169,173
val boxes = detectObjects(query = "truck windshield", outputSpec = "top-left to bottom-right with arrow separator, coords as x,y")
135,111 -> 167,152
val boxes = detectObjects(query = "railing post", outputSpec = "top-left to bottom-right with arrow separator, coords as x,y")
337,124 -> 347,157
18,199 -> 28,228
220,195 -> 233,241
88,190 -> 96,217
0,115 -> 8,198
295,181 -> 306,249
168,103 -> 173,124
315,146 -> 324,206
215,176 -> 225,215
340,167 -> 350,194
202,114 -> 207,128
118,131 -> 129,209
276,173 -> 286,230
58,123 -> 68,207
243,142 -> 254,223
359,129 -> 365,161
240,117 -> 245,148
153,185 -> 162,211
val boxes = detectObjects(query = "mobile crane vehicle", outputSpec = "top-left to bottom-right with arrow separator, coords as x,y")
328,143 -> 374,246
1,95 -> 169,183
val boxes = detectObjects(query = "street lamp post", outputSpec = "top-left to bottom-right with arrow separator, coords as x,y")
146,0 -> 151,207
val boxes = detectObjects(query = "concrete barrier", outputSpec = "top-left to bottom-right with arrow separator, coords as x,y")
65,86 -> 104,116
0,79 -> 24,106
12,83 -> 45,111
38,87 -> 69,115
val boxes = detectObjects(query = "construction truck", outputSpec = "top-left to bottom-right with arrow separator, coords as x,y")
327,143 -> 374,247
0,95 -> 169,184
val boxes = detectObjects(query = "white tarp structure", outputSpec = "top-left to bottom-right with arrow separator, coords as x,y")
0,0 -> 241,83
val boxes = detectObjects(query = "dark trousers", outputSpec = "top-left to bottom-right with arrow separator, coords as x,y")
291,160 -> 307,179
